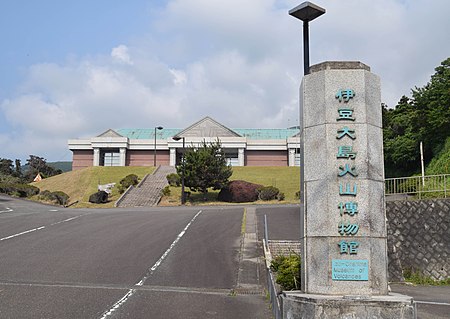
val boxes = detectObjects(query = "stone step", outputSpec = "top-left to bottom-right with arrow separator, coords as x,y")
116,166 -> 176,207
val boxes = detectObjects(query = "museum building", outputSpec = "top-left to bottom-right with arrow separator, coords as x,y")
68,117 -> 300,170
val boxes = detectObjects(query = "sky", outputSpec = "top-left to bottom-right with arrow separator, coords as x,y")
0,0 -> 449,162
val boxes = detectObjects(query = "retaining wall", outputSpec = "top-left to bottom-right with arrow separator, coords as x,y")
386,198 -> 449,281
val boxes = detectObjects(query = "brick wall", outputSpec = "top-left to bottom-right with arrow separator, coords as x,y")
245,150 -> 288,166
126,150 -> 170,166
386,199 -> 450,281
72,150 -> 93,170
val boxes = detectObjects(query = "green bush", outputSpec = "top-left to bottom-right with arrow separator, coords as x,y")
258,186 -> 280,201
0,183 -> 40,198
118,174 -> 139,193
277,192 -> 285,201
38,190 -> 70,206
166,173 -> 181,186
295,191 -> 300,199
270,254 -> 301,291
161,185 -> 171,196
52,191 -> 70,206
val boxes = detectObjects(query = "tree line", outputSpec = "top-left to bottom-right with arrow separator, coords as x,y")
383,57 -> 450,177
0,155 -> 62,184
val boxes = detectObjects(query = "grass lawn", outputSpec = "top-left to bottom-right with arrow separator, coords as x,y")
32,166 -> 155,208
31,166 -> 300,208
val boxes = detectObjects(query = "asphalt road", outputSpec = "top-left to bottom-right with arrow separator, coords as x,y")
0,195 -> 271,319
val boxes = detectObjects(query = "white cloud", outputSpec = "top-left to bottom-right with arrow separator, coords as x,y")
111,45 -> 134,65
1,0 -> 449,161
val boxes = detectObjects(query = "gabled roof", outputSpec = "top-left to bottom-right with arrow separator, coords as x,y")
97,129 -> 124,138
175,116 -> 241,138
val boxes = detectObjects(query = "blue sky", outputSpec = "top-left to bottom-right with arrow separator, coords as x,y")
0,0 -> 449,162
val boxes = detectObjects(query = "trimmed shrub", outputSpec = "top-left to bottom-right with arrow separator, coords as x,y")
118,174 -> 139,193
277,192 -> 285,201
295,191 -> 300,199
258,186 -> 280,201
161,185 -> 171,196
38,190 -> 70,206
52,191 -> 70,206
89,191 -> 109,204
166,173 -> 181,187
218,180 -> 263,203
0,183 -> 40,198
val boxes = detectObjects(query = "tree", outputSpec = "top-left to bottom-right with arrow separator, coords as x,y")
24,155 -> 62,182
178,139 -> 232,199
383,58 -> 450,177
0,158 -> 14,176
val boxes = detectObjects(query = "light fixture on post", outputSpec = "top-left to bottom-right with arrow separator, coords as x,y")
172,136 -> 186,205
289,2 -> 325,75
154,126 -> 163,166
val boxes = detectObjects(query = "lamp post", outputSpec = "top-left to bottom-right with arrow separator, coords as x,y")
289,2 -> 325,75
154,126 -> 163,166
172,136 -> 186,205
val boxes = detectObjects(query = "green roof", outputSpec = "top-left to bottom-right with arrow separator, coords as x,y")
116,128 -> 182,139
234,128 -> 299,140
116,128 -> 300,140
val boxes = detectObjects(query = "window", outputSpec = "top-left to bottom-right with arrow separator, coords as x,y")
101,150 -> 120,166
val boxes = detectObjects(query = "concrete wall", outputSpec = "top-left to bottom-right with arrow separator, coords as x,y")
245,150 -> 288,166
72,150 -> 93,170
386,198 -> 450,281
126,150 -> 170,166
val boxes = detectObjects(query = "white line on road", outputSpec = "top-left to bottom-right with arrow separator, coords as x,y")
0,207 -> 13,214
0,226 -> 46,241
99,210 -> 203,319
0,214 -> 86,242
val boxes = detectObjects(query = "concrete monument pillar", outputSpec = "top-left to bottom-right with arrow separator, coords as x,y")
282,62 -> 415,318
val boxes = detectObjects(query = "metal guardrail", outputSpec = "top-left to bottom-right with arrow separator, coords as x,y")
264,214 -> 282,319
267,270 -> 282,319
385,174 -> 449,199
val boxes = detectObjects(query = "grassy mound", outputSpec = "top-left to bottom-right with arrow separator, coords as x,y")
32,166 -> 154,208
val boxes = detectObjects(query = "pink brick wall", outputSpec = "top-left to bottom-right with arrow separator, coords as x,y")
245,150 -> 288,166
126,150 -> 170,166
72,150 -> 93,170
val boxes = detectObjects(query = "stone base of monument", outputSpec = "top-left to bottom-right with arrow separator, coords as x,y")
281,292 -> 416,319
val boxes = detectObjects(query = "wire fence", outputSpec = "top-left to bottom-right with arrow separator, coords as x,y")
385,174 -> 449,199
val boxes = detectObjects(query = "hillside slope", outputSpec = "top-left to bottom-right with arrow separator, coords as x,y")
32,166 -> 155,207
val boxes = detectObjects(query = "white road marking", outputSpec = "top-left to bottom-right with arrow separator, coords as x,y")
0,207 -> 13,214
99,210 -> 203,319
0,214 -> 86,242
0,226 -> 46,241
49,209 -> 59,212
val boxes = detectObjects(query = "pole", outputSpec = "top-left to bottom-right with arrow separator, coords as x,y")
420,141 -> 425,187
303,21 -> 310,75
154,127 -> 157,167
181,137 -> 186,205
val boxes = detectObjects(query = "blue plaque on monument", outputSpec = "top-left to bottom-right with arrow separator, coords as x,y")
332,259 -> 369,281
